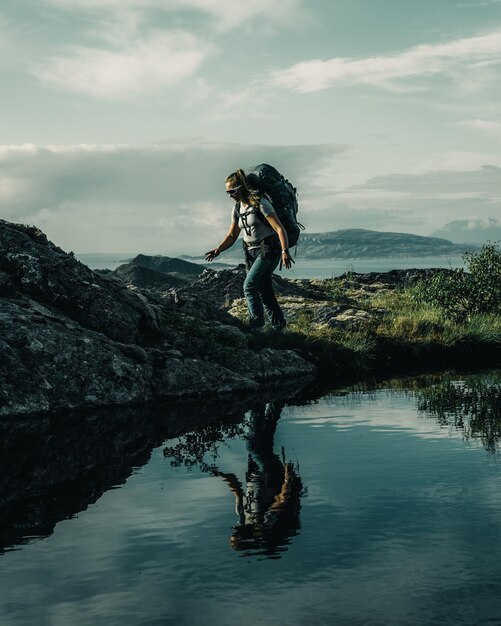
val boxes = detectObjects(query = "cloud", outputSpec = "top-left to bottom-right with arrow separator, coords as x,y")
31,0 -> 303,98
302,204 -> 424,234
44,0 -> 303,32
3,141 -> 497,251
307,163 -> 501,237
271,31 -> 501,93
457,119 -> 501,131
33,31 -> 212,99
0,141 -> 346,253
457,0 -> 501,6
431,217 -> 501,243
348,165 -> 501,197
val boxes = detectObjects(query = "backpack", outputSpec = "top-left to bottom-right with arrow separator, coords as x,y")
244,164 -> 304,247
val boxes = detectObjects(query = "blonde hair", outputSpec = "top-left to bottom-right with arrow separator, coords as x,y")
226,169 -> 261,208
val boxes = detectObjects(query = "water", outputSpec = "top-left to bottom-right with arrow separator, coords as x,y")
76,253 -> 136,271
77,253 -> 465,279
1,371 -> 501,625
270,254 -> 465,279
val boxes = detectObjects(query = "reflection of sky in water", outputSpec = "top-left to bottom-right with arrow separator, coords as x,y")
2,381 -> 501,625
286,392 -> 484,441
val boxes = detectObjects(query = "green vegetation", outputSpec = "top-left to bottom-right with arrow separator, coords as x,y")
369,288 -> 501,346
413,242 -> 501,321
229,246 -> 501,380
167,244 -> 500,382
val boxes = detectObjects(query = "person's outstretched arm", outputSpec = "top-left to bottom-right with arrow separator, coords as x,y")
205,221 -> 241,262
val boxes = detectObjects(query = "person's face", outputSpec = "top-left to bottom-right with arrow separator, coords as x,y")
225,182 -> 243,201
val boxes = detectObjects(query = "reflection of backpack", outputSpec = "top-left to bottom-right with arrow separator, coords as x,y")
245,164 -> 304,247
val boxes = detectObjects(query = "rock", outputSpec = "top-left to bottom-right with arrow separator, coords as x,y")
338,268 -> 457,288
129,254 -> 206,277
248,348 -> 316,382
313,304 -> 352,324
172,266 -> 247,307
114,263 -> 187,292
326,308 -> 373,330
0,220 -> 316,417
171,265 -> 334,309
0,221 -> 164,345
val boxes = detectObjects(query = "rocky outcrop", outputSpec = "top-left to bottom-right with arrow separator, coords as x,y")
0,220 -> 315,418
337,268 -> 458,287
171,264 -> 333,308
114,263 -> 187,292
97,254 -> 209,294
171,265 -> 385,332
128,253 -> 206,277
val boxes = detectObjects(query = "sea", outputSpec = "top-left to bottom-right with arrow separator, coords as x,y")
77,253 -> 466,280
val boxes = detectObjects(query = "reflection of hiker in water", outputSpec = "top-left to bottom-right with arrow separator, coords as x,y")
212,402 -> 303,555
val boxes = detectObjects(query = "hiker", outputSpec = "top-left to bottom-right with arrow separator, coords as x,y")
205,169 -> 294,331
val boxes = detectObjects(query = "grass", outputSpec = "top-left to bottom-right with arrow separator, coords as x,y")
368,287 -> 501,345
227,282 -> 501,380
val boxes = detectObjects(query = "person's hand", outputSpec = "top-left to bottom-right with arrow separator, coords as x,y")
279,249 -> 295,270
205,248 -> 220,262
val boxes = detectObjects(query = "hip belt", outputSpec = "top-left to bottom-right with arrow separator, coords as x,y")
243,234 -> 280,261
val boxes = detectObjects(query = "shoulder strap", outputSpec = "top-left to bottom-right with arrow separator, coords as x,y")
236,200 -> 274,235
235,201 -> 253,237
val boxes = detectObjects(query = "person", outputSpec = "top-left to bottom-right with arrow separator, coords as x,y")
205,169 -> 294,331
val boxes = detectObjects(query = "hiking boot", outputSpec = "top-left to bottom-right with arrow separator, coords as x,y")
251,325 -> 267,334
271,320 -> 287,334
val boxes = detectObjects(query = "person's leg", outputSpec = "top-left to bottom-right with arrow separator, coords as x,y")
243,253 -> 266,327
258,257 -> 286,329
244,254 -> 285,329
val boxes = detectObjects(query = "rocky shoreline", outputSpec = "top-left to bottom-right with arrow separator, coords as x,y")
1,219 -> 499,419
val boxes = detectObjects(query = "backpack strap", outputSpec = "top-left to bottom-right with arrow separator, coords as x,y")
234,201 -> 251,237
235,200 -> 271,237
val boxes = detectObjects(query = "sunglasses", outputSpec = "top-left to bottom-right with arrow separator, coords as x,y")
226,185 -> 242,196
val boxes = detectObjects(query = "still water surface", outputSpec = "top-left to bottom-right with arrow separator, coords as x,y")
1,372 -> 501,625
77,252 -> 465,279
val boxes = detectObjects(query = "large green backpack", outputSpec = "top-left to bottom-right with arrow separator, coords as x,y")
245,164 -> 304,247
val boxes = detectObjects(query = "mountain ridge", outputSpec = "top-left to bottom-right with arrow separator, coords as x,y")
296,228 -> 479,259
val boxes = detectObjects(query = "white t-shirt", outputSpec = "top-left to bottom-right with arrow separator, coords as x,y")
231,197 -> 276,248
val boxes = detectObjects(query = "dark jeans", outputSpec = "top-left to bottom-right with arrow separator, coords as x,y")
243,247 -> 285,329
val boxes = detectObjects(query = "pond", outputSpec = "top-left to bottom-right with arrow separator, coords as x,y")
1,370 -> 501,625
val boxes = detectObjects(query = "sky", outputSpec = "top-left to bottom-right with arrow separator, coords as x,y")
1,0 -> 501,254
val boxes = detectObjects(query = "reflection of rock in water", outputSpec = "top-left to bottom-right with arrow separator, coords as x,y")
415,373 -> 501,451
0,391 -> 289,553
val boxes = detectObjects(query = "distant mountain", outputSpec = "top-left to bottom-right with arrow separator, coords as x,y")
297,229 -> 479,259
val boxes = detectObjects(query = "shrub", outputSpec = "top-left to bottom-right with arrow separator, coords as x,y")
413,242 -> 501,321
464,243 -> 501,313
